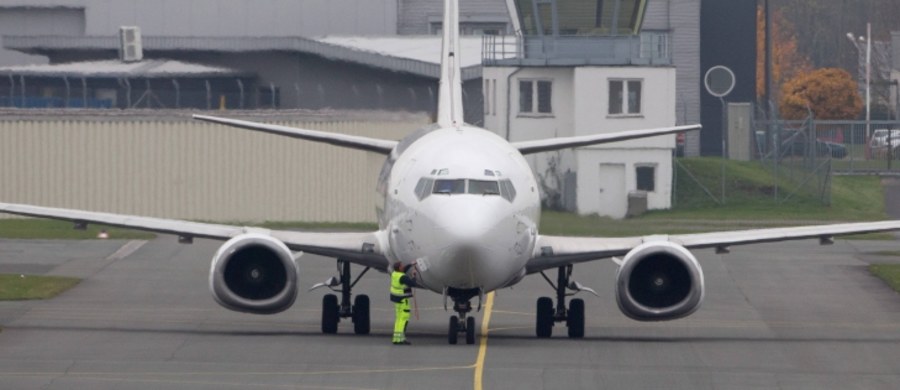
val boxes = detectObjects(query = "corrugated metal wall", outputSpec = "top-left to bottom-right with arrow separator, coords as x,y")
0,115 -> 426,223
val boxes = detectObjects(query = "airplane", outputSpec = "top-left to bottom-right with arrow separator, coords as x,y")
3,0 -> 900,345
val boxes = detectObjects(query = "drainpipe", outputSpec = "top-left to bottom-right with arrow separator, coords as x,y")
505,68 -> 524,141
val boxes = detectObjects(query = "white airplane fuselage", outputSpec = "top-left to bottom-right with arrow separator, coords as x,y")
377,124 -> 541,295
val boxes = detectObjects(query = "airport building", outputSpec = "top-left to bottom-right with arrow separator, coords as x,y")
0,0 -> 706,140
483,0 -> 690,218
0,0 -> 759,221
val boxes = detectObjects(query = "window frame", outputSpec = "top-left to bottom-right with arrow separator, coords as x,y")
517,78 -> 554,117
635,164 -> 656,192
432,179 -> 466,195
467,180 -> 501,196
608,78 -> 643,117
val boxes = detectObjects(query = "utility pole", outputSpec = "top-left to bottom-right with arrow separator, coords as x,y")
865,22 -> 871,141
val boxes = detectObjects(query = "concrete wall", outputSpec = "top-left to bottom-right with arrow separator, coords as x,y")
572,66 -> 676,216
0,111 -> 428,223
482,66 -> 578,210
482,65 -> 676,217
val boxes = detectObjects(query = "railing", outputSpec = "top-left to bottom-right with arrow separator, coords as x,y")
482,32 -> 671,66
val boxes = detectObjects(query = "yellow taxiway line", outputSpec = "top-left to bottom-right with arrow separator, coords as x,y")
473,292 -> 495,390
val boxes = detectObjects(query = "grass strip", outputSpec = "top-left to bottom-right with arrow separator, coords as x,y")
0,219 -> 154,240
0,274 -> 81,300
869,251 -> 900,257
870,264 -> 900,293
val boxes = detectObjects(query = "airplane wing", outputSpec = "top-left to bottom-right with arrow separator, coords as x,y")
193,115 -> 399,155
0,202 -> 389,270
527,220 -> 900,273
512,124 -> 701,155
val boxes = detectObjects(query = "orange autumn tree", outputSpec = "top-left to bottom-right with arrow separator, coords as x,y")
779,68 -> 862,120
756,5 -> 812,102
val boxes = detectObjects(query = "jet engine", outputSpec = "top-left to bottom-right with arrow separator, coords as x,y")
615,241 -> 704,321
209,233 -> 298,314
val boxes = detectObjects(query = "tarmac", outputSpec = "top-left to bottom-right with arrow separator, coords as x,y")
0,179 -> 899,389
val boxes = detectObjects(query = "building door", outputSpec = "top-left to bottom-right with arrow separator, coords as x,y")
598,163 -> 626,219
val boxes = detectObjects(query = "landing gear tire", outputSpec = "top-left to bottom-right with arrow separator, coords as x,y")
536,296 -> 553,338
352,294 -> 370,335
465,316 -> 476,345
322,294 -> 339,334
448,316 -> 459,345
566,298 -> 585,339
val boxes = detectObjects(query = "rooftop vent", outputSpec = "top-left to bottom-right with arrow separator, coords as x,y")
119,26 -> 143,62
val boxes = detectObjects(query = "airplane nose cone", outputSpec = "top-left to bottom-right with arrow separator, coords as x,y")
433,198 -> 505,244
426,197 -> 523,289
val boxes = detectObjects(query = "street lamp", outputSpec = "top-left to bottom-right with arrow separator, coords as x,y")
846,23 -> 872,141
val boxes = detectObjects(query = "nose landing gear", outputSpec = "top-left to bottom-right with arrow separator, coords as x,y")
448,300 -> 476,345
446,288 -> 481,345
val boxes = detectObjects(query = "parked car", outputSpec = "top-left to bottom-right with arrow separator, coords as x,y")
780,131 -> 848,159
869,129 -> 900,158
870,129 -> 900,148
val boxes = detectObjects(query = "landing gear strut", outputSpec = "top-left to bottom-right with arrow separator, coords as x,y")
536,265 -> 585,338
319,259 -> 371,335
447,289 -> 479,345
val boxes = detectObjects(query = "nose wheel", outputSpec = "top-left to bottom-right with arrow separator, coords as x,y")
448,299 -> 477,345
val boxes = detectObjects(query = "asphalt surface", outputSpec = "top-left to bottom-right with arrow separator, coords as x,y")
1,233 -> 900,389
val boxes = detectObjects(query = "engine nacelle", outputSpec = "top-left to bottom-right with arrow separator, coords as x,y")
615,241 -> 704,321
209,233 -> 298,314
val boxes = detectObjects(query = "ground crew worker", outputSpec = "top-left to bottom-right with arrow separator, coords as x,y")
390,262 -> 417,345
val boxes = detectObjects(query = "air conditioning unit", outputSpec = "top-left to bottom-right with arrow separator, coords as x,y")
119,26 -> 143,62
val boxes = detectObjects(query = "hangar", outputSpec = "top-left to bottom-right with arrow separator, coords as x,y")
0,0 -> 760,220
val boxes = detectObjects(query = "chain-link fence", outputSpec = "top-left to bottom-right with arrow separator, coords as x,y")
755,118 -> 834,205
674,113 -> 900,209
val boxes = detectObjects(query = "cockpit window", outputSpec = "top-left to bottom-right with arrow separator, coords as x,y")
425,178 -> 515,202
468,180 -> 500,195
414,178 -> 434,200
433,179 -> 465,194
499,179 -> 517,202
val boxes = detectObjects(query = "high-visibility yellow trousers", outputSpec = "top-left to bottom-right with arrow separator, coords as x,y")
393,298 -> 411,343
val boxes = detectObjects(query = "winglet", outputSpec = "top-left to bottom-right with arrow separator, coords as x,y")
436,0 -> 463,128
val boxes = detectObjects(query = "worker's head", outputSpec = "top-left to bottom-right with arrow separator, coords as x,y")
392,262 -> 403,272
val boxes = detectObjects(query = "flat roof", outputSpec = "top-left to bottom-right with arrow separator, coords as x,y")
3,35 -> 487,80
0,59 -> 249,78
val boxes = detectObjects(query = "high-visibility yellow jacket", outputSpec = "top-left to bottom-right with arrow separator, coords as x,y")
390,270 -> 413,303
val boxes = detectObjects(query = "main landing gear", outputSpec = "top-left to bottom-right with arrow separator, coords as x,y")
446,289 -> 480,345
312,259 -> 371,335
536,265 -> 597,339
